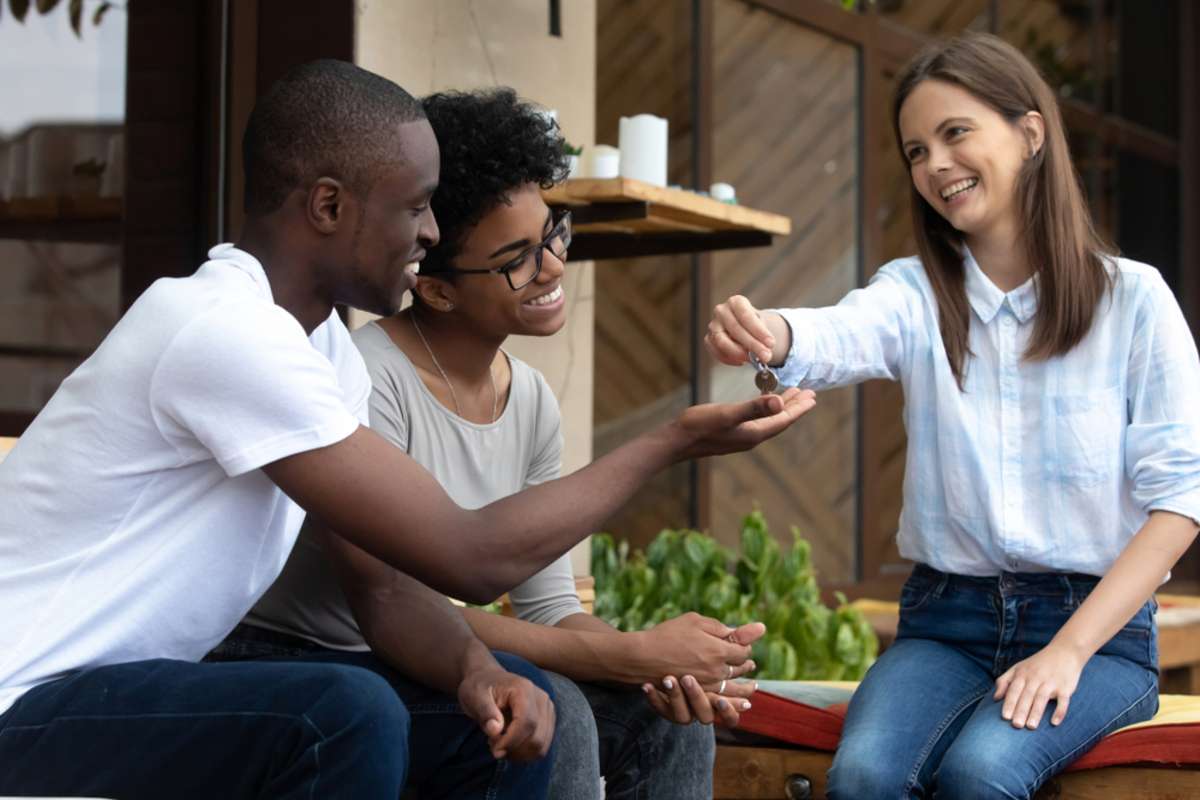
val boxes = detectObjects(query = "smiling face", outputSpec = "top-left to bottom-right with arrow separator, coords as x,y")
420,182 -> 568,338
340,119 -> 441,316
898,79 -> 1042,246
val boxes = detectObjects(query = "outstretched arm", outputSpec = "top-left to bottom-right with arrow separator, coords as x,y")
263,390 -> 815,603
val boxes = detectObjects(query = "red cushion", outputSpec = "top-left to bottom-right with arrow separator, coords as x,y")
739,689 -> 1200,771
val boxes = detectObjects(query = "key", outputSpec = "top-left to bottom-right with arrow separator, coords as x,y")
749,352 -> 779,395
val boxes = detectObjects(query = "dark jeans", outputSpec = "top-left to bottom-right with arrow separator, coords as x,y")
827,564 -> 1159,800
0,629 -> 554,799
544,672 -> 715,800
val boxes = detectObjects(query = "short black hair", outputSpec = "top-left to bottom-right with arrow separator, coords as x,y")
243,59 -> 426,216
420,88 -> 570,274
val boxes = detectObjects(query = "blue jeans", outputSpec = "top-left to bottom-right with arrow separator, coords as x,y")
0,630 -> 553,799
828,564 -> 1159,800
206,624 -> 555,800
544,671 -> 714,800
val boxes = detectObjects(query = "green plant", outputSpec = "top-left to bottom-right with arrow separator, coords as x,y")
2,0 -> 120,37
562,140 -> 583,157
592,511 -> 877,681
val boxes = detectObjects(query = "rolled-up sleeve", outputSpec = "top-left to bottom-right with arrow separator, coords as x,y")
770,261 -> 917,391
1124,275 -> 1200,525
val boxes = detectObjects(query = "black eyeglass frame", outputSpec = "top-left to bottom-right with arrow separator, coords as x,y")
422,210 -> 572,291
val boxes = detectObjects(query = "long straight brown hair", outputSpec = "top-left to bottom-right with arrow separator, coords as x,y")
892,33 -> 1113,389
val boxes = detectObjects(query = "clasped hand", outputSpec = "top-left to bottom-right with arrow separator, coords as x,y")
457,665 -> 556,761
637,612 -> 766,728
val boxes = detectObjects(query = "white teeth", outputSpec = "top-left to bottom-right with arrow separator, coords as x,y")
525,286 -> 563,307
404,262 -> 420,275
940,178 -> 978,201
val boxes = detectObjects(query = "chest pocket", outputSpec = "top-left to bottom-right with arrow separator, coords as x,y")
1049,385 -> 1125,487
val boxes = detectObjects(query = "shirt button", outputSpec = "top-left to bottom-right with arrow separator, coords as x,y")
1003,317 -> 1015,328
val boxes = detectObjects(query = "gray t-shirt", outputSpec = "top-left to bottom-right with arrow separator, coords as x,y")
245,320 -> 581,650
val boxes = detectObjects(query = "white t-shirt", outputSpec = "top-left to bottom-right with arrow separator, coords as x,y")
0,244 -> 370,717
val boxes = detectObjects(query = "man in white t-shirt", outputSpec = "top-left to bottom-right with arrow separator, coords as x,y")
0,61 -> 816,799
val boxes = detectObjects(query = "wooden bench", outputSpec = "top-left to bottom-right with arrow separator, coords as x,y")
714,684 -> 1200,800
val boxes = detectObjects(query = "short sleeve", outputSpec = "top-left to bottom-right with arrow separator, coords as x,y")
1124,275 -> 1200,525
508,368 -> 580,625
151,302 -> 360,477
524,372 -> 563,488
365,371 -> 411,452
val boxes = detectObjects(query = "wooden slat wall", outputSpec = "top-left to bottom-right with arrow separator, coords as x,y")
593,0 -> 697,544
704,0 -> 860,582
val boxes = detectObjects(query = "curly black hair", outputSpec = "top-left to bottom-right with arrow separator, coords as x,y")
420,88 -> 571,275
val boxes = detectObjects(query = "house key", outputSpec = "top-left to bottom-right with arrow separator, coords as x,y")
749,352 -> 779,395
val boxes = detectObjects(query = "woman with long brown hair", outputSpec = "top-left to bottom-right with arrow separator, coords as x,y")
706,33 -> 1200,797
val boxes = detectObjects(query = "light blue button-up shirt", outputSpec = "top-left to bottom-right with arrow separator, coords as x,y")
772,251 -> 1200,576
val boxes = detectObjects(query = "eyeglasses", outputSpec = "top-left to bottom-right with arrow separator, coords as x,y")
424,210 -> 572,291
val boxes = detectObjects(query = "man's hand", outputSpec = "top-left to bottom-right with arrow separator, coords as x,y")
630,613 -> 764,688
705,295 -> 791,366
457,666 -> 556,761
993,642 -> 1086,729
665,389 -> 816,463
642,675 -> 756,728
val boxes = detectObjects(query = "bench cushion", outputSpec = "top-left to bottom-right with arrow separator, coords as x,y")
739,680 -> 1200,771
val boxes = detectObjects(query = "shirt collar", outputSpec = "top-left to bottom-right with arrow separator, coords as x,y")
207,243 -> 275,303
962,246 -> 1038,325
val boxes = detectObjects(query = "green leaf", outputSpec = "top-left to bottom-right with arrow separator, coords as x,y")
93,1 -> 110,26
35,0 -> 59,12
11,0 -> 30,23
68,0 -> 81,36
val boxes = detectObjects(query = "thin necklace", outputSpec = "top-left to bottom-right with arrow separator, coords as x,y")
411,312 -> 498,423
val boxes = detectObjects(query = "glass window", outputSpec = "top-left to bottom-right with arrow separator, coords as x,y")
0,1 -> 126,432
1111,0 -> 1180,138
1001,0 -> 1099,104
1116,150 -> 1181,294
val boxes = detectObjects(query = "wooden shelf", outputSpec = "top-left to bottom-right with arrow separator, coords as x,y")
0,197 -> 123,243
543,178 -> 791,260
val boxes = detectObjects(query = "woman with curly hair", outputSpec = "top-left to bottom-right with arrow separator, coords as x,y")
239,88 -> 764,799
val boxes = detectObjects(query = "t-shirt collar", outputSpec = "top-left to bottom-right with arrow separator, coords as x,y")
207,243 -> 275,303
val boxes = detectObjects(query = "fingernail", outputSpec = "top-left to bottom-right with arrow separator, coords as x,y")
742,701 -> 752,710
717,699 -> 729,710
663,678 -> 674,690
684,676 -> 696,689
748,661 -> 756,671
642,684 -> 652,694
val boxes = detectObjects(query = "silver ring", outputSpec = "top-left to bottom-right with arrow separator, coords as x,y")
718,679 -> 727,695
725,663 -> 733,680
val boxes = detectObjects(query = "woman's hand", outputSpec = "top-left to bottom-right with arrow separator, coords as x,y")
627,613 -> 764,687
993,642 -> 1087,729
705,294 -> 790,367
641,674 -> 757,728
